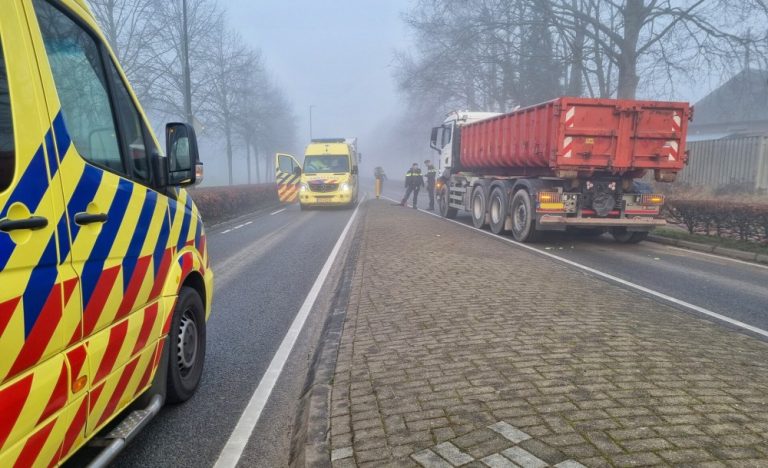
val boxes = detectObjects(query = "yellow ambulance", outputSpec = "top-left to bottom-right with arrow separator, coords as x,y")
0,1 -> 213,466
275,138 -> 360,208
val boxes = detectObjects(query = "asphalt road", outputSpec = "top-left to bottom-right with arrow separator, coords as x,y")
107,202 -> 356,468
380,180 -> 768,332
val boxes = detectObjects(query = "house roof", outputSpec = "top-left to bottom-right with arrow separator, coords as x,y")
692,69 -> 768,127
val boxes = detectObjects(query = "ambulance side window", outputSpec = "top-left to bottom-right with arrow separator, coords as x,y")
0,39 -> 13,193
106,58 -> 153,185
34,0 -> 125,175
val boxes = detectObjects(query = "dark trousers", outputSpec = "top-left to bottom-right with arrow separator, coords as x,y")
402,186 -> 420,207
427,183 -> 435,208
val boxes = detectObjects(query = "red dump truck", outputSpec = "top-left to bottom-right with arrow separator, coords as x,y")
429,97 -> 692,243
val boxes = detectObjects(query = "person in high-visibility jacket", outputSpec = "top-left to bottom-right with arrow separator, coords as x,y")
401,163 -> 424,208
424,159 -> 437,210
374,166 -> 387,199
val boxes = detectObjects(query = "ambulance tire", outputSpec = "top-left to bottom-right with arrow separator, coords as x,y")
167,286 -> 206,403
300,203 -> 308,211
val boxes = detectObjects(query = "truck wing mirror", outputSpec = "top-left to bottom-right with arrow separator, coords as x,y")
430,127 -> 441,152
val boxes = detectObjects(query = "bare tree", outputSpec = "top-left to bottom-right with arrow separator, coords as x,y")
88,0 -> 161,104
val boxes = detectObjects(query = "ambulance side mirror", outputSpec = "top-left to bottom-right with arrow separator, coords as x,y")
166,122 -> 201,186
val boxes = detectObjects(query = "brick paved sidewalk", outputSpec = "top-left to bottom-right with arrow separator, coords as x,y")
329,200 -> 768,467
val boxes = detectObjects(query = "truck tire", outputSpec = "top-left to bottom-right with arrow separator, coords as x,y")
167,286 -> 206,403
611,228 -> 648,244
488,187 -> 510,235
471,186 -> 487,229
438,184 -> 458,219
510,189 -> 542,242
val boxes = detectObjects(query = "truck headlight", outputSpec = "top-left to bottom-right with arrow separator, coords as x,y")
299,183 -> 309,193
340,183 -> 350,192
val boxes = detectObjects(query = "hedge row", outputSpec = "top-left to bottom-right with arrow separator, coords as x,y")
191,184 -> 279,225
665,199 -> 768,242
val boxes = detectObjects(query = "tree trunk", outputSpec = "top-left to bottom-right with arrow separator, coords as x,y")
226,125 -> 233,185
245,140 -> 251,184
616,0 -> 645,99
253,143 -> 261,183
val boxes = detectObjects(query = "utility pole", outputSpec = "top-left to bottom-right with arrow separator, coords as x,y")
309,104 -> 316,140
181,0 -> 193,125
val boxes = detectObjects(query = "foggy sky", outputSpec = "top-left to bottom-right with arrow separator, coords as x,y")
227,0 -> 412,152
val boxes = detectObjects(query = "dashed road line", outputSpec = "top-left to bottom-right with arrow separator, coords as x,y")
270,208 -> 287,215
382,195 -> 768,340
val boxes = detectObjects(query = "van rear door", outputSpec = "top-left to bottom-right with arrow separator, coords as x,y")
275,153 -> 301,203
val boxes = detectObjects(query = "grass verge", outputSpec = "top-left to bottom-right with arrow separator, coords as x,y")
654,227 -> 768,256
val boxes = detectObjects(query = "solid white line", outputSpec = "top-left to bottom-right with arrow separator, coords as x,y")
662,244 -> 768,270
214,198 -> 363,468
270,208 -> 287,216
381,196 -> 768,339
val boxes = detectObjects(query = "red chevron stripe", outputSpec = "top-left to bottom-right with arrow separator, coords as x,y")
36,362 -> 68,425
63,278 -> 81,346
13,418 -> 56,468
59,397 -> 88,461
116,255 -> 152,319
9,285 -> 63,378
83,264 -> 122,336
0,374 -> 34,448
149,247 -> 173,300
93,320 -> 128,384
88,383 -> 105,415
162,299 -> 177,335
96,357 -> 140,428
65,345 -> 87,387
136,344 -> 160,393
0,296 -> 21,338
131,303 -> 159,356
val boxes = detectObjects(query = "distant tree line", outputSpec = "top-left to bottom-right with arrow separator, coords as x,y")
88,0 -> 296,185
397,0 -> 768,115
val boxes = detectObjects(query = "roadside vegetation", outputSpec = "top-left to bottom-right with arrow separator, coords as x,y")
191,184 -> 279,225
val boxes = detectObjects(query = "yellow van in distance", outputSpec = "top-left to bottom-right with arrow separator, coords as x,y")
275,138 -> 360,209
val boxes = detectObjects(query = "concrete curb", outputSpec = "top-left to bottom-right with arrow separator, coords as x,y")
647,234 -> 768,265
288,207 -> 364,468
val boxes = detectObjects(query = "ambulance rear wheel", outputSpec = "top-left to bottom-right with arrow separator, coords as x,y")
167,286 -> 206,403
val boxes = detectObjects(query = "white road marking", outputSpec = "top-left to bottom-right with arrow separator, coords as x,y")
214,197 -> 364,468
382,195 -> 768,339
270,208 -> 287,215
662,244 -> 768,270
220,229 -> 232,234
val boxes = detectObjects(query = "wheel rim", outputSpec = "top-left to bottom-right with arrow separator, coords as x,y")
177,308 -> 199,377
490,196 -> 502,225
514,200 -> 527,232
472,194 -> 483,221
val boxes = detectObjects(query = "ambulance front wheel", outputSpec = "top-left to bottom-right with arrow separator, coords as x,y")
167,286 -> 206,403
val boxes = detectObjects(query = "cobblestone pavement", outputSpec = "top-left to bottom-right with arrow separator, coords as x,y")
329,200 -> 768,467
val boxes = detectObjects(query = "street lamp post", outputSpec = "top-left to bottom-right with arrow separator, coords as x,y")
309,105 -> 316,141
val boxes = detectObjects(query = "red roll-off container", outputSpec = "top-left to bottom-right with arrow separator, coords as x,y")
459,97 -> 691,176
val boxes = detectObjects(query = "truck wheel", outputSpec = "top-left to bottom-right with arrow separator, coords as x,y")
611,228 -> 648,244
471,186 -> 487,229
488,187 -> 509,235
438,184 -> 458,219
510,189 -> 541,242
167,286 -> 206,403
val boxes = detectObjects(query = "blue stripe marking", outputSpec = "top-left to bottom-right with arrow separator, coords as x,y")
22,236 -> 58,337
121,190 -> 157,289
194,215 -> 202,250
0,145 -> 47,273
176,194 -> 193,252
81,179 -> 134,306
45,131 -> 59,178
52,112 -> 71,157
152,203 -> 172,276
54,166 -> 103,263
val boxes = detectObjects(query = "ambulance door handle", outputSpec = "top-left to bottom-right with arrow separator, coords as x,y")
74,212 -> 108,225
0,216 -> 49,232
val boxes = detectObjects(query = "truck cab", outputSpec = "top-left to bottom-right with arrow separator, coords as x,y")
276,138 -> 360,209
0,1 -> 212,466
